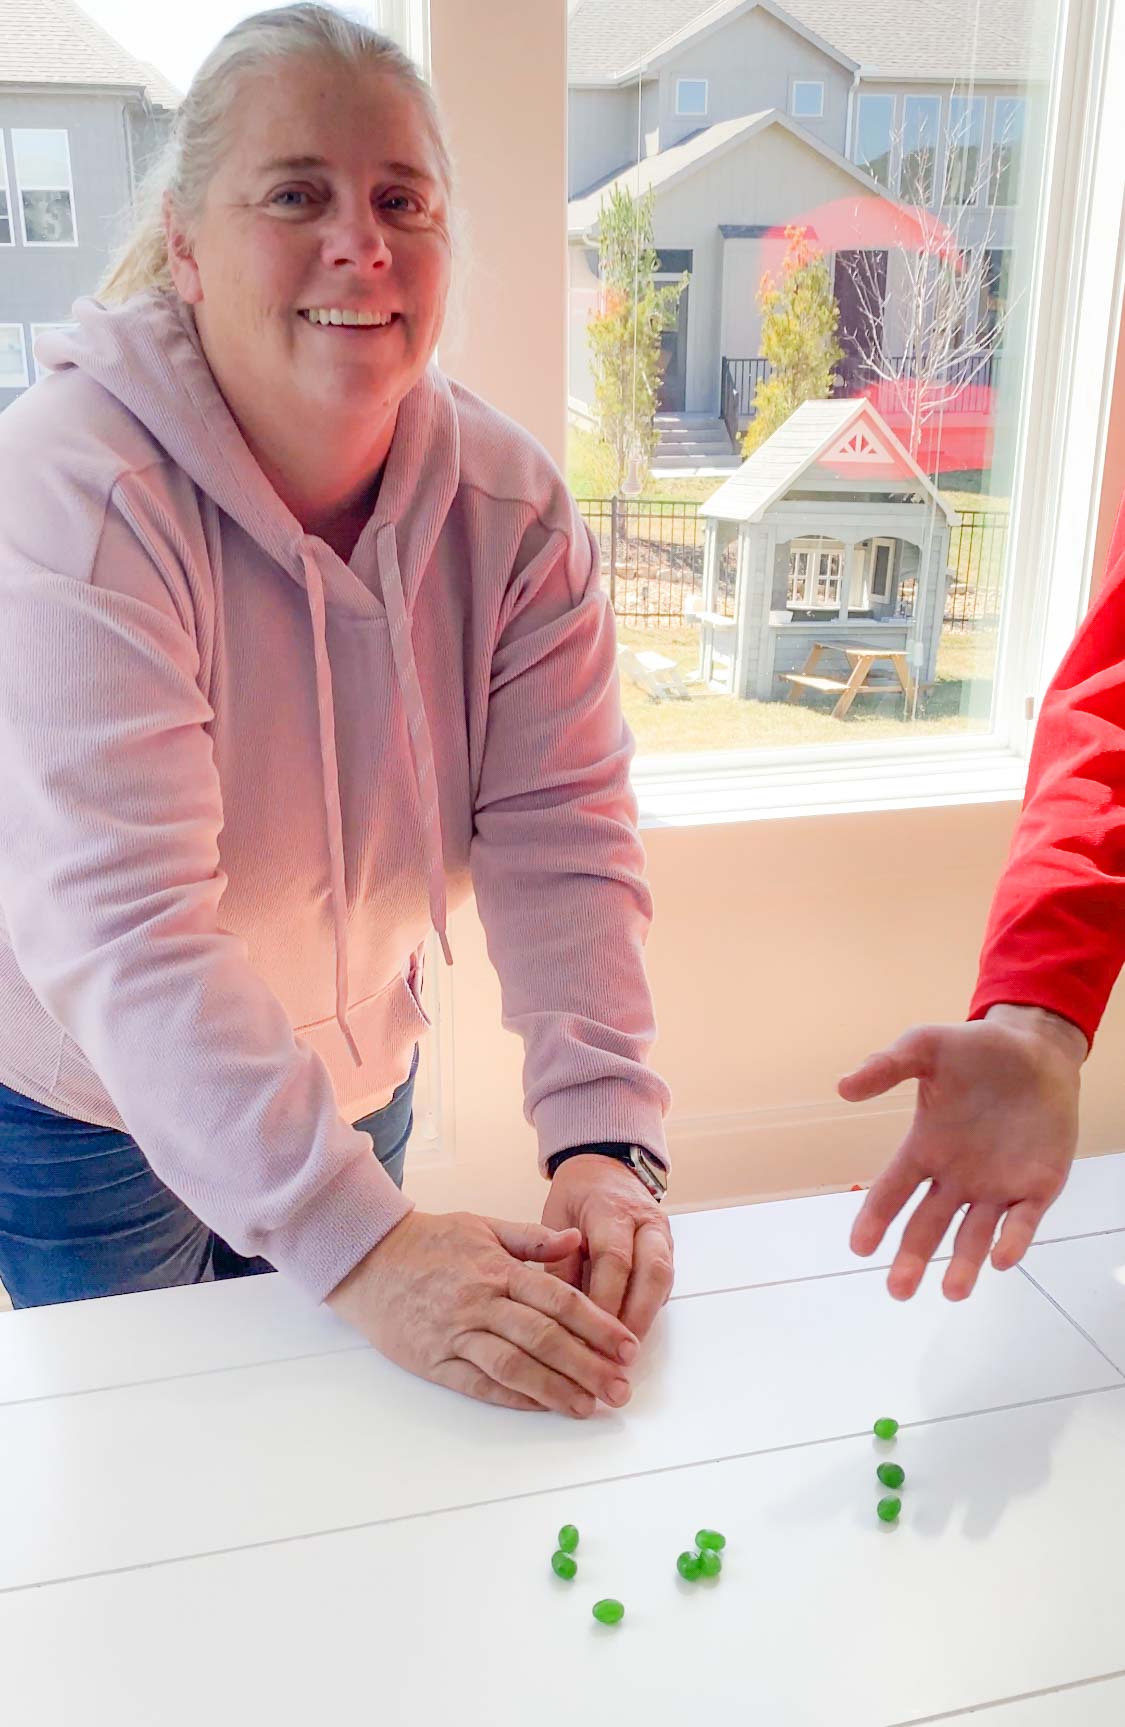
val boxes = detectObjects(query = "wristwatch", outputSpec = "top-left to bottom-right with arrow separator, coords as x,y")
546,1141 -> 668,1203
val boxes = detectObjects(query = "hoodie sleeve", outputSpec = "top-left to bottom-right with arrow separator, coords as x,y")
468,487 -> 671,1169
0,473 -> 412,1301
969,493 -> 1125,1047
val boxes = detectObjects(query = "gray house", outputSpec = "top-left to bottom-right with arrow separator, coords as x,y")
567,0 -> 1041,458
0,0 -> 179,410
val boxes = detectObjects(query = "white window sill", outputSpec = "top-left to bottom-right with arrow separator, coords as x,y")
633,739 -> 1028,827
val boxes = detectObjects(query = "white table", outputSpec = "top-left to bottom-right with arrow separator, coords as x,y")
5,1154 -> 1125,1725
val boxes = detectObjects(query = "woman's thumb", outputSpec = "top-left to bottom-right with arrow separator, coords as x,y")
489,1218 -> 583,1262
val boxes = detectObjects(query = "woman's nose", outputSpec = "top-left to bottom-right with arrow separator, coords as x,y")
322,212 -> 392,271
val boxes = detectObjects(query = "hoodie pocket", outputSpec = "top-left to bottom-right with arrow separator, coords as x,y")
295,964 -> 430,1099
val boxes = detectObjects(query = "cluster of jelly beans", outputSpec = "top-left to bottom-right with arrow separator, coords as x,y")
550,1524 -> 626,1625
873,1417 -> 905,1523
676,1528 -> 726,1581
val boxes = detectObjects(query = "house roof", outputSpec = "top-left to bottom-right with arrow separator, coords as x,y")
698,398 -> 958,523
568,107 -> 884,232
0,0 -> 182,109
568,0 -> 1044,84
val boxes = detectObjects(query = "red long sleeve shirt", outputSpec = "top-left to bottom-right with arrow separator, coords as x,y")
970,497 -> 1125,1047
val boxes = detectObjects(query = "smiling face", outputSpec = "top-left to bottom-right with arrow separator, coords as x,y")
165,55 -> 452,431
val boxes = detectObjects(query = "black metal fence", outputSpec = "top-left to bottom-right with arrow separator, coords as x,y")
577,497 -> 1009,631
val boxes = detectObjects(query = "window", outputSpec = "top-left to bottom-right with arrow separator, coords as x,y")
675,79 -> 708,117
943,96 -> 985,205
0,139 -> 11,246
12,129 -> 76,246
855,94 -> 894,187
0,327 -> 29,391
30,323 -> 77,382
791,81 -> 824,119
991,97 -> 1026,205
869,539 -> 895,601
789,542 -> 843,609
900,95 -> 941,206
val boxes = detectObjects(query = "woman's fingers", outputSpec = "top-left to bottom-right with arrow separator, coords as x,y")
431,1357 -> 546,1413
619,1218 -> 675,1341
488,1218 -> 582,1263
838,1029 -> 934,1104
887,1183 -> 962,1299
510,1260 -> 638,1364
455,1328 -> 597,1418
586,1212 -> 635,1319
943,1202 -> 1004,1301
485,1297 -> 632,1410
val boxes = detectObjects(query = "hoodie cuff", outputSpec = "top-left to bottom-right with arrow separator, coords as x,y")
532,1080 -> 669,1178
256,1151 -> 415,1304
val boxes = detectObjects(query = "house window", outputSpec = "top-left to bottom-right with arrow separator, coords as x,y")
900,95 -> 941,206
991,97 -> 1026,205
12,129 -> 77,246
789,542 -> 843,609
791,81 -> 824,119
675,79 -> 708,118
855,94 -> 894,187
30,323 -> 77,382
869,539 -> 895,601
0,327 -> 29,391
943,96 -> 985,205
0,139 -> 11,246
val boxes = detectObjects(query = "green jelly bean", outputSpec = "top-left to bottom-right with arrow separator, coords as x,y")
698,1549 -> 722,1578
695,1529 -> 726,1551
592,1598 -> 625,1625
877,1496 -> 902,1523
873,1418 -> 899,1441
676,1551 -> 702,1581
551,1551 -> 577,1580
557,1524 -> 579,1554
877,1463 -> 905,1489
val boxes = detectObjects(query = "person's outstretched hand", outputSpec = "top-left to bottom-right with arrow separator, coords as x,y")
326,1208 -> 640,1417
838,1005 -> 1087,1301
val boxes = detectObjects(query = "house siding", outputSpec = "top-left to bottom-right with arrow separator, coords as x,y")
567,84 -> 639,197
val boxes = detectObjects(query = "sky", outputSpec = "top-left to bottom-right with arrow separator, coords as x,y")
77,0 -> 383,94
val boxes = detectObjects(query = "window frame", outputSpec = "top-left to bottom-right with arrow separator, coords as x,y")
674,78 -> 708,118
11,128 -> 78,249
0,135 -> 12,247
430,0 -> 1125,825
788,539 -> 843,609
790,79 -> 825,120
0,325 -> 30,391
868,538 -> 896,602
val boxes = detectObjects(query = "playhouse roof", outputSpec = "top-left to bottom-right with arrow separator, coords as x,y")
698,397 -> 958,525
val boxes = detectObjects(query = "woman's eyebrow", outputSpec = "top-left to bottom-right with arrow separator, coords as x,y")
256,154 -> 436,188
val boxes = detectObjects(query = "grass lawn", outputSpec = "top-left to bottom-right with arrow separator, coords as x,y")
616,623 -> 998,754
567,426 -> 720,506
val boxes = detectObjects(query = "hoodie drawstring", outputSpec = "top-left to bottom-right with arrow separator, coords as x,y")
377,524 -> 453,968
298,537 -> 362,1066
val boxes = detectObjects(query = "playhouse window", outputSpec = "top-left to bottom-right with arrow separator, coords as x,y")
789,543 -> 843,608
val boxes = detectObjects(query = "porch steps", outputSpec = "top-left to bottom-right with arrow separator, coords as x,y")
651,412 -> 742,476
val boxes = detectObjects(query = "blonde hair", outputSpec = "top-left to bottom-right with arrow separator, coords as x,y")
99,4 -> 457,304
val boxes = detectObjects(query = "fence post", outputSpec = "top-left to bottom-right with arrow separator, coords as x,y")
609,496 -> 618,610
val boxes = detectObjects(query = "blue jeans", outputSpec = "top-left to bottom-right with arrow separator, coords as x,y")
0,1050 -> 417,1310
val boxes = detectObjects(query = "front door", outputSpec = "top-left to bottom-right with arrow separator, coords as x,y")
657,282 -> 689,412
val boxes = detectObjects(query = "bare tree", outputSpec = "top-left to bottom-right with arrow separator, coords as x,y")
839,99 -> 1021,462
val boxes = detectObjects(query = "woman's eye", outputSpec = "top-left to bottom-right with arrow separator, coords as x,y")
270,188 -> 312,209
381,191 -> 423,214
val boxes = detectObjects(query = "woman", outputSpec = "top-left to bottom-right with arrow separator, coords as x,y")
0,6 -> 673,1419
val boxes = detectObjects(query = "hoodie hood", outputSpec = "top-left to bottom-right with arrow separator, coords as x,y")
36,290 -> 461,1059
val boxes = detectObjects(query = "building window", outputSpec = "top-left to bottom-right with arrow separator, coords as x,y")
12,130 -> 77,246
869,538 -> 895,601
0,327 -> 29,391
791,81 -> 824,119
789,542 -> 844,609
675,79 -> 708,118
943,96 -> 986,205
991,97 -> 1026,205
30,323 -> 77,382
855,94 -> 894,188
0,139 -> 11,246
900,94 -> 941,206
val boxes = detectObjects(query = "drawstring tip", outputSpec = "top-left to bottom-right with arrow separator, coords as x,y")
438,929 -> 453,966
340,1018 -> 363,1068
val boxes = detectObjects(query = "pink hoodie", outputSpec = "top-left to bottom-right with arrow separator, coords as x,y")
0,290 -> 670,1301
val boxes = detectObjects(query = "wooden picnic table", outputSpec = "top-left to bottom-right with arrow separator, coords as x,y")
780,640 -> 915,719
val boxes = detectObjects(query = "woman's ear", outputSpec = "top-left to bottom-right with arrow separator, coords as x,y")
163,192 -> 203,304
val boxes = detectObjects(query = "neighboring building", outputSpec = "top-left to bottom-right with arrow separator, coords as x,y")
567,0 -> 1045,471
0,0 -> 179,410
